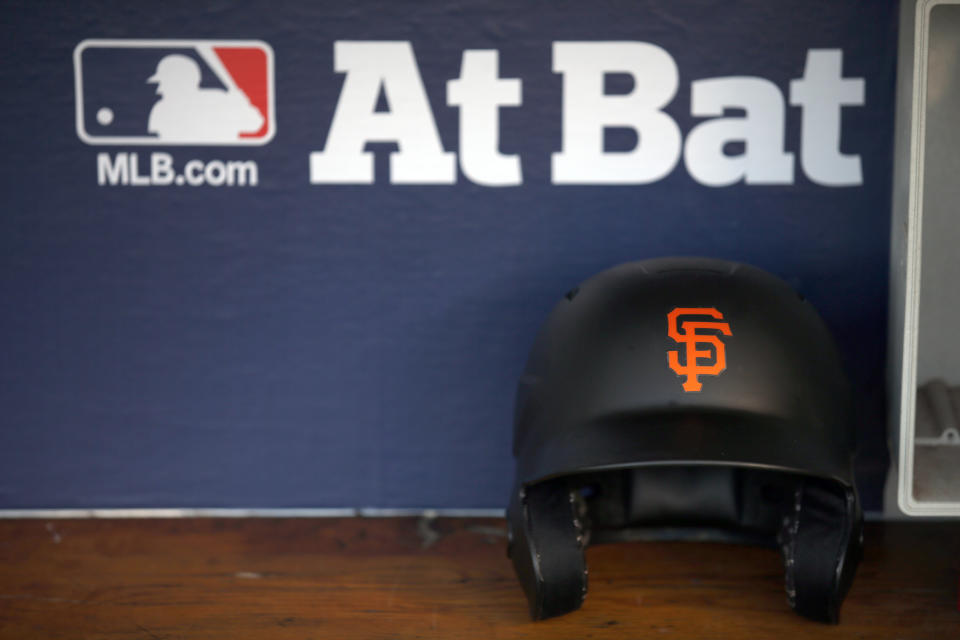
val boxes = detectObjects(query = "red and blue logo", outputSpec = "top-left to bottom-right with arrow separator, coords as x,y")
74,39 -> 275,146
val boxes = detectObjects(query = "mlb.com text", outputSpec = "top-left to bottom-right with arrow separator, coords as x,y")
97,152 -> 258,187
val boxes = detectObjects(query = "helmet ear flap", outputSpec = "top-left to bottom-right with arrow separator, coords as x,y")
507,478 -> 588,620
779,480 -> 863,624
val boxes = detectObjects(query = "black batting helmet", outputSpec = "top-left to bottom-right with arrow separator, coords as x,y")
507,257 -> 862,624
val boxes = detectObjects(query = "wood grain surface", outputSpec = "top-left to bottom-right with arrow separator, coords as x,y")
0,518 -> 957,639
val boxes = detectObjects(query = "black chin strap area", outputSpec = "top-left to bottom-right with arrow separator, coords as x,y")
779,480 -> 863,624
508,473 -> 862,624
507,478 -> 587,620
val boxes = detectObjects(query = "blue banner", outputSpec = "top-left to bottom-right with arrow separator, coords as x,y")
0,0 -> 897,510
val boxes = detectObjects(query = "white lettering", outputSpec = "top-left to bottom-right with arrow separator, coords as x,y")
551,42 -> 681,184
204,160 -> 227,186
310,41 -> 455,184
447,50 -> 522,186
151,152 -> 175,185
227,161 -> 258,187
184,160 -> 205,186
684,78 -> 794,186
129,152 -> 150,186
95,154 -> 258,187
789,49 -> 864,186
97,152 -> 128,186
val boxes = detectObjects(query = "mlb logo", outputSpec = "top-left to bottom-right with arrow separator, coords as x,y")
74,39 -> 275,146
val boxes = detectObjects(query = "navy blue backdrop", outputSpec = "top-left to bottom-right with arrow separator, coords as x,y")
0,0 -> 897,510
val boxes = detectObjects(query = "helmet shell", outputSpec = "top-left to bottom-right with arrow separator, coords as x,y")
513,257 -> 856,489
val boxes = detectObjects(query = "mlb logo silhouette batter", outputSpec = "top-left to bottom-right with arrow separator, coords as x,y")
147,54 -> 263,142
74,40 -> 275,146
667,307 -> 732,392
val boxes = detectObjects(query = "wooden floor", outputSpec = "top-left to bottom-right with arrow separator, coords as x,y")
0,517 -> 957,639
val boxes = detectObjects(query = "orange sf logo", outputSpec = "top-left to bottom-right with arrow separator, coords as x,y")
667,308 -> 732,392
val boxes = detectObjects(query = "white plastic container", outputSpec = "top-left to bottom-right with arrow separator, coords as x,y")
889,0 -> 960,516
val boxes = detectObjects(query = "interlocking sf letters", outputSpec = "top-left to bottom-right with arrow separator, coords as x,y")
667,307 -> 732,392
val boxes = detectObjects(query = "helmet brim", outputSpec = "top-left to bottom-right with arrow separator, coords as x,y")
516,409 -> 855,491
